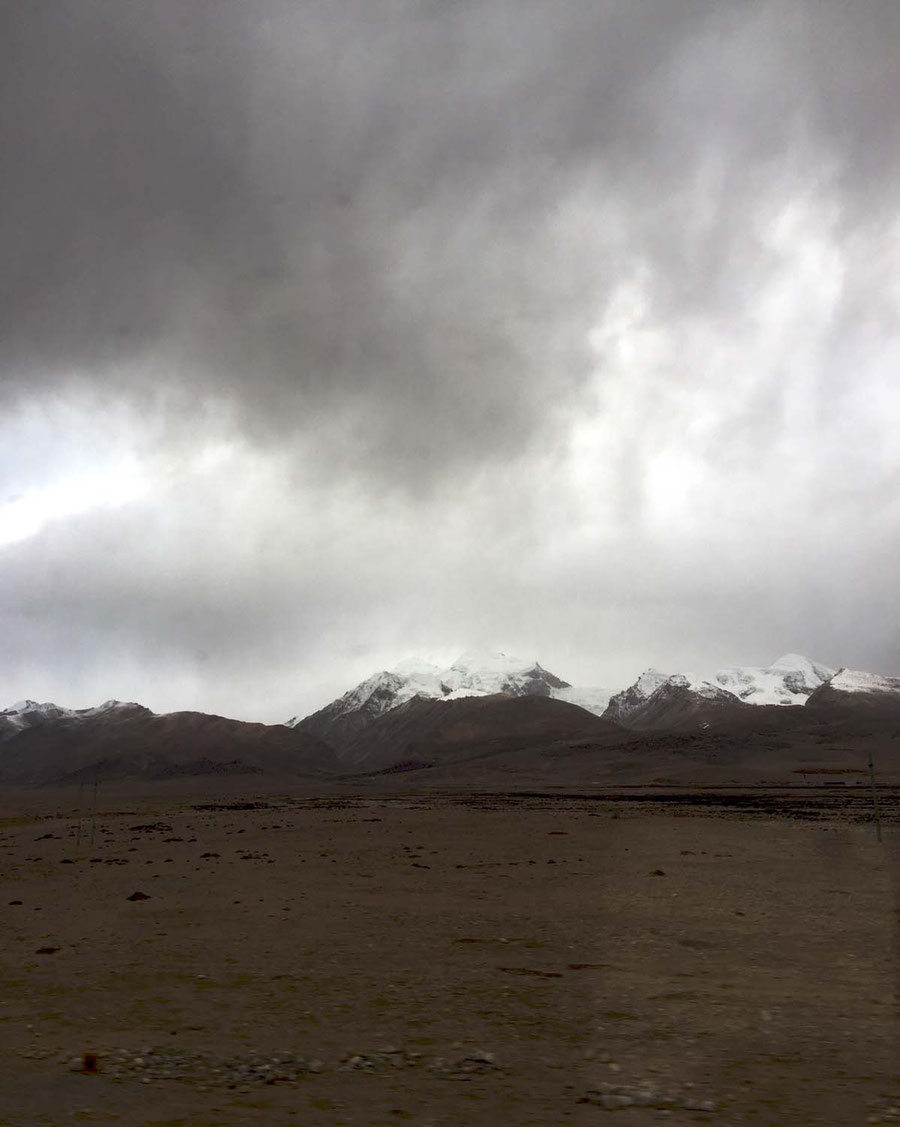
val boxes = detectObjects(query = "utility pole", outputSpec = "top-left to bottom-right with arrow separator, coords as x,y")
868,749 -> 882,843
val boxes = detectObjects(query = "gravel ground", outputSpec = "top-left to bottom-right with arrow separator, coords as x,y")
1,790 -> 897,1126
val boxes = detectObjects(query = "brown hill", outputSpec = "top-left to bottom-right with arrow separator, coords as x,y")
340,693 -> 900,789
337,693 -> 622,773
805,680 -> 900,716
0,706 -> 338,787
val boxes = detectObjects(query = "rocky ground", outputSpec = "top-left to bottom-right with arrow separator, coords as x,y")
0,790 -> 897,1125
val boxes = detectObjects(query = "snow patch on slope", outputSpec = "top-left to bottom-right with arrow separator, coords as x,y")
828,669 -> 900,694
553,685 -> 614,715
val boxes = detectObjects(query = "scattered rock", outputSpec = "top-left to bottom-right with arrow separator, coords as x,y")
580,1082 -> 717,1113
56,1044 -> 503,1088
685,1098 -> 717,1112
430,1049 -> 499,1079
339,1050 -> 419,1072
126,891 -> 151,901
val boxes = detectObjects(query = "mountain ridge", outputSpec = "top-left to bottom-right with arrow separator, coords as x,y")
4,652 -> 899,787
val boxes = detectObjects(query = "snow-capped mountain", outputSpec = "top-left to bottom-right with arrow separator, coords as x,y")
805,667 -> 900,714
826,668 -> 900,695
603,669 -> 671,724
604,672 -> 741,730
604,654 -> 839,728
0,699 -> 144,744
288,650 -> 612,751
0,698 -> 337,784
713,654 -> 835,705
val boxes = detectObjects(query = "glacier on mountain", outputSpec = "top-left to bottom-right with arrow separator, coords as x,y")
604,653 -> 839,724
827,668 -> 900,694
713,653 -> 835,705
287,650 -> 612,727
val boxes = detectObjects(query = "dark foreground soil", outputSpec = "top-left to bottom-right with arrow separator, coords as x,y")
1,789 -> 897,1126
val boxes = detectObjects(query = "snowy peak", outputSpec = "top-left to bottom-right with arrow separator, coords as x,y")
5,700 -> 73,721
442,651 -> 570,698
449,650 -> 543,677
603,668 -> 672,724
604,654 -> 837,726
770,653 -> 832,676
1,700 -> 82,742
634,669 -> 670,697
713,655 -> 835,705
289,651 -> 611,739
805,667 -> 900,714
826,669 -> 900,695
0,698 -> 151,746
4,698 -> 144,719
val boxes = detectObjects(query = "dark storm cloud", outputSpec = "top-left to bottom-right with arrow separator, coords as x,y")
1,0 -> 848,484
3,1 -> 900,717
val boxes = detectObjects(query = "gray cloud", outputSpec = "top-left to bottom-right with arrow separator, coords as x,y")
2,1 -> 900,717
0,1 -> 765,480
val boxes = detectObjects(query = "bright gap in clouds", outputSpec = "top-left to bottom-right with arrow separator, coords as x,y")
0,468 -> 153,548
0,436 -> 237,549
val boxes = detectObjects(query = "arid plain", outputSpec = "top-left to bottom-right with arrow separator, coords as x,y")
1,785 -> 897,1127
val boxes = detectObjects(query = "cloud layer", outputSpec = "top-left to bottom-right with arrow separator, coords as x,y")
2,1 -> 899,719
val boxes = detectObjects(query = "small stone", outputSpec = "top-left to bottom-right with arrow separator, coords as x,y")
684,1098 -> 716,1112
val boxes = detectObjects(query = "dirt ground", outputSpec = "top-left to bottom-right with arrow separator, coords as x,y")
1,789 -> 897,1126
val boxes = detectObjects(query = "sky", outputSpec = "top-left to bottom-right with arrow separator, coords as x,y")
2,0 -> 899,722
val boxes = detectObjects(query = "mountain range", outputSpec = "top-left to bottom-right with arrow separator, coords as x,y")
3,651 -> 899,787
288,650 -> 849,746
0,699 -> 335,786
